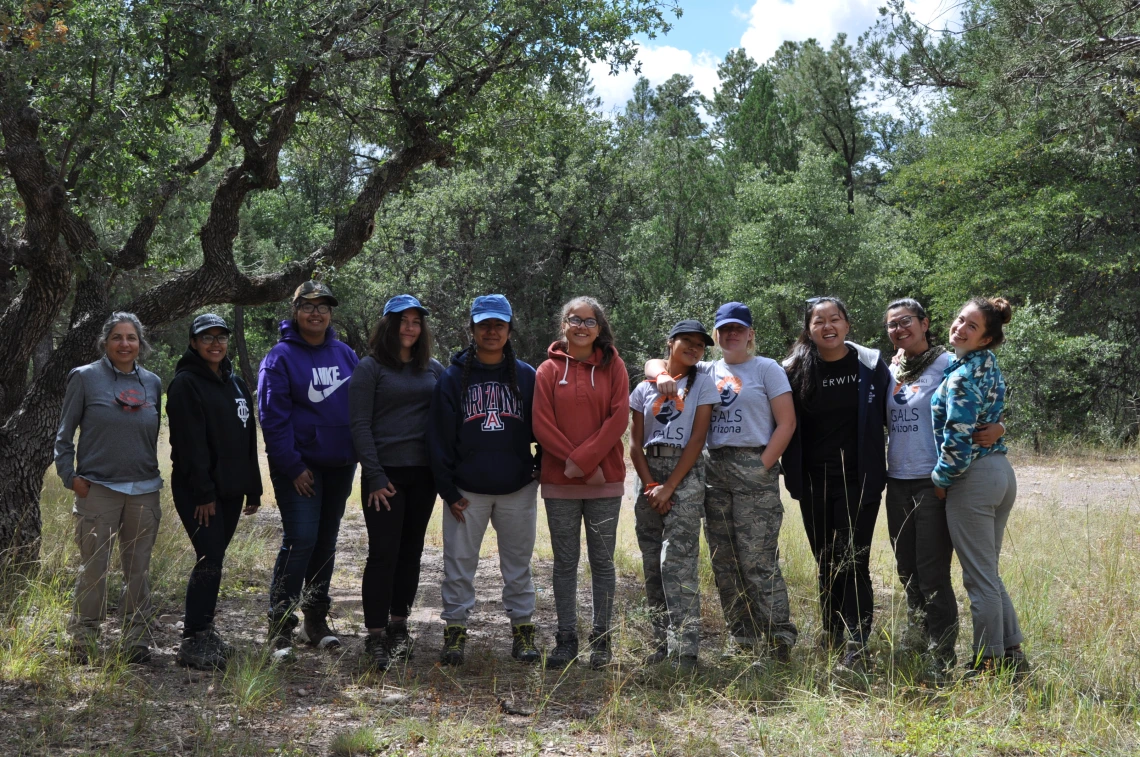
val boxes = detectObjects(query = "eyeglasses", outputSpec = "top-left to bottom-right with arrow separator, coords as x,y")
886,315 -> 917,331
566,315 -> 598,328
196,334 -> 230,345
298,303 -> 332,315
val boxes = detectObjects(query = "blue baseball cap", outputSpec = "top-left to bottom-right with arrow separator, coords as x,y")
471,294 -> 513,324
714,302 -> 752,330
383,294 -> 429,317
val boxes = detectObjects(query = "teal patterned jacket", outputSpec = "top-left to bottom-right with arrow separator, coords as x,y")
930,349 -> 1007,489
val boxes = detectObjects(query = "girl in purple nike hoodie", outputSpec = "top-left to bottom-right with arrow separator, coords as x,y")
258,281 -> 359,651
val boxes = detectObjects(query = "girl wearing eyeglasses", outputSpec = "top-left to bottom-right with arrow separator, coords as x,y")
781,296 -> 890,673
882,298 -> 1003,675
258,281 -> 359,652
167,314 -> 263,670
532,296 -> 629,669
54,312 -> 164,664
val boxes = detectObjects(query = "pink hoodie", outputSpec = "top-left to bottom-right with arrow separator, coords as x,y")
532,341 -> 629,499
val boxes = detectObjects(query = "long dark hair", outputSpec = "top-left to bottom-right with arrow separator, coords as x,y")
885,297 -> 936,347
368,310 -> 433,371
665,337 -> 700,400
554,296 -> 616,367
460,319 -> 519,400
785,296 -> 850,403
965,296 -> 1013,349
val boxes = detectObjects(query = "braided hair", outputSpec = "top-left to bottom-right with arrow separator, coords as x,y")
665,337 -> 701,400
460,319 -> 520,401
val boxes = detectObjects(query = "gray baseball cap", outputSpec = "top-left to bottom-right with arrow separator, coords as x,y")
190,313 -> 231,338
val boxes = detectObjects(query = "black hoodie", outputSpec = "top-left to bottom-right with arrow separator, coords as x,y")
167,348 -> 263,507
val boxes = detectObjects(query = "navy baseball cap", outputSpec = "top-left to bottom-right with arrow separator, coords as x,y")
189,313 -> 230,338
668,319 -> 714,346
714,302 -> 752,329
471,294 -> 513,323
383,294 -> 429,317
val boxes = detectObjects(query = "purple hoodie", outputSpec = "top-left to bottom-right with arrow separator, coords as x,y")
258,320 -> 360,479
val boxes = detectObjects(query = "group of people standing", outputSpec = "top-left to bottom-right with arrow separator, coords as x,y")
53,282 -> 1026,680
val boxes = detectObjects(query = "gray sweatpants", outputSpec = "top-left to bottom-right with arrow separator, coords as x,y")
441,481 -> 538,626
945,453 -> 1022,659
544,496 -> 622,635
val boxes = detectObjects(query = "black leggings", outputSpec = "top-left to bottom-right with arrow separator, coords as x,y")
174,491 -> 244,636
361,466 -> 437,629
800,474 -> 880,644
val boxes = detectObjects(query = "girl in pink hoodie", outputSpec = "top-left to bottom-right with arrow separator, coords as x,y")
533,296 -> 629,669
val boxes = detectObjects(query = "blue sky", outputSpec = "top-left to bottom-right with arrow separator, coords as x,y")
586,0 -> 960,113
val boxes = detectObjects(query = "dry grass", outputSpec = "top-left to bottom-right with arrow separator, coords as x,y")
0,445 -> 1138,755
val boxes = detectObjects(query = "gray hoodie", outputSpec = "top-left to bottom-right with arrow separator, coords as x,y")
54,357 -> 164,494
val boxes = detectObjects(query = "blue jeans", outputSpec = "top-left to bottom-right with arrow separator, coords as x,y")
269,464 -> 356,617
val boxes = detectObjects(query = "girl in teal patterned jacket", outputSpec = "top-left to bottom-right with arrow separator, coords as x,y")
931,297 -> 1027,678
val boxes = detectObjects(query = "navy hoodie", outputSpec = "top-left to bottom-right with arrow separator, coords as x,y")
780,341 -> 890,507
258,321 -> 359,479
428,349 -> 540,505
167,349 -> 263,507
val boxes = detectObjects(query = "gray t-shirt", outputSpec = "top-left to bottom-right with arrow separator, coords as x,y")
887,351 -> 951,479
704,357 -> 793,449
630,371 -> 720,450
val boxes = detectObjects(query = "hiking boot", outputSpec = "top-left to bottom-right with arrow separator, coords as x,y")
267,612 -> 299,649
203,625 -> 234,660
364,632 -> 391,671
644,639 -> 670,665
1004,645 -> 1031,679
588,630 -> 611,669
439,625 -> 467,666
962,655 -> 999,681
300,612 -> 342,650
835,641 -> 868,673
545,630 -> 578,670
125,644 -> 152,665
387,620 -> 413,661
177,631 -> 226,671
511,623 -> 541,664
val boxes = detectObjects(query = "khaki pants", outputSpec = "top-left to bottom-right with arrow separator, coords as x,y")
70,483 -> 161,647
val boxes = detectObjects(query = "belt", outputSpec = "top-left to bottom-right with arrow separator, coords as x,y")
645,445 -> 683,457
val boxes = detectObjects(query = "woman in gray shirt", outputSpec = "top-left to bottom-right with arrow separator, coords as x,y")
348,295 -> 444,671
54,312 -> 164,664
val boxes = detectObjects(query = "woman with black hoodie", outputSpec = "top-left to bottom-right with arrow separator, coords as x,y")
167,314 -> 263,671
781,297 -> 890,673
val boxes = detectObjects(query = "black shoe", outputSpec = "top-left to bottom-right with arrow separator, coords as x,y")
387,621 -> 413,661
511,623 -> 541,664
672,654 -> 698,673
204,625 -> 234,661
267,612 -> 299,649
817,629 -> 845,653
545,630 -> 578,670
364,632 -> 391,671
1004,646 -> 1031,679
835,641 -> 868,673
644,640 -> 669,665
301,612 -> 342,650
177,631 -> 226,671
588,631 -> 611,669
769,640 -> 792,664
125,644 -> 152,665
440,625 -> 467,666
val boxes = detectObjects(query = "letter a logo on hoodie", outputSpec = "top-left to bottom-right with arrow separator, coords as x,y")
308,366 -> 348,403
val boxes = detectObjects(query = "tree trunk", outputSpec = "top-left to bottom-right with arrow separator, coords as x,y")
232,305 -> 257,401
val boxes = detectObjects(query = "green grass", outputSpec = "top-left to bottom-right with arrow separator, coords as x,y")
1,448 -> 1138,755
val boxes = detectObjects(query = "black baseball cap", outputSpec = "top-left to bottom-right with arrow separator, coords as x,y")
189,313 -> 231,338
668,319 -> 714,346
292,280 -> 339,306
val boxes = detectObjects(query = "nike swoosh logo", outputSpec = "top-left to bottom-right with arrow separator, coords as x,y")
307,377 -> 348,403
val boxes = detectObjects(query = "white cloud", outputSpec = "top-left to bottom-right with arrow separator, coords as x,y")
586,45 -> 723,115
740,0 -> 959,64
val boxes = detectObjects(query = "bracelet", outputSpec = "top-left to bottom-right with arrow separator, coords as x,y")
644,482 -> 661,494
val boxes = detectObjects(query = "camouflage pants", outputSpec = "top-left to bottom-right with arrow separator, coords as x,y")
704,447 -> 798,648
634,456 -> 705,658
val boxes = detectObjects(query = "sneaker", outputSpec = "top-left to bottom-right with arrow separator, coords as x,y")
364,632 -> 391,671
300,612 -> 342,650
267,612 -> 299,649
511,623 -> 541,664
545,631 -> 578,670
387,621 -> 414,661
835,641 -> 867,673
644,639 -> 670,665
125,644 -> 152,665
177,631 -> 226,671
439,625 -> 467,666
588,631 -> 611,669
